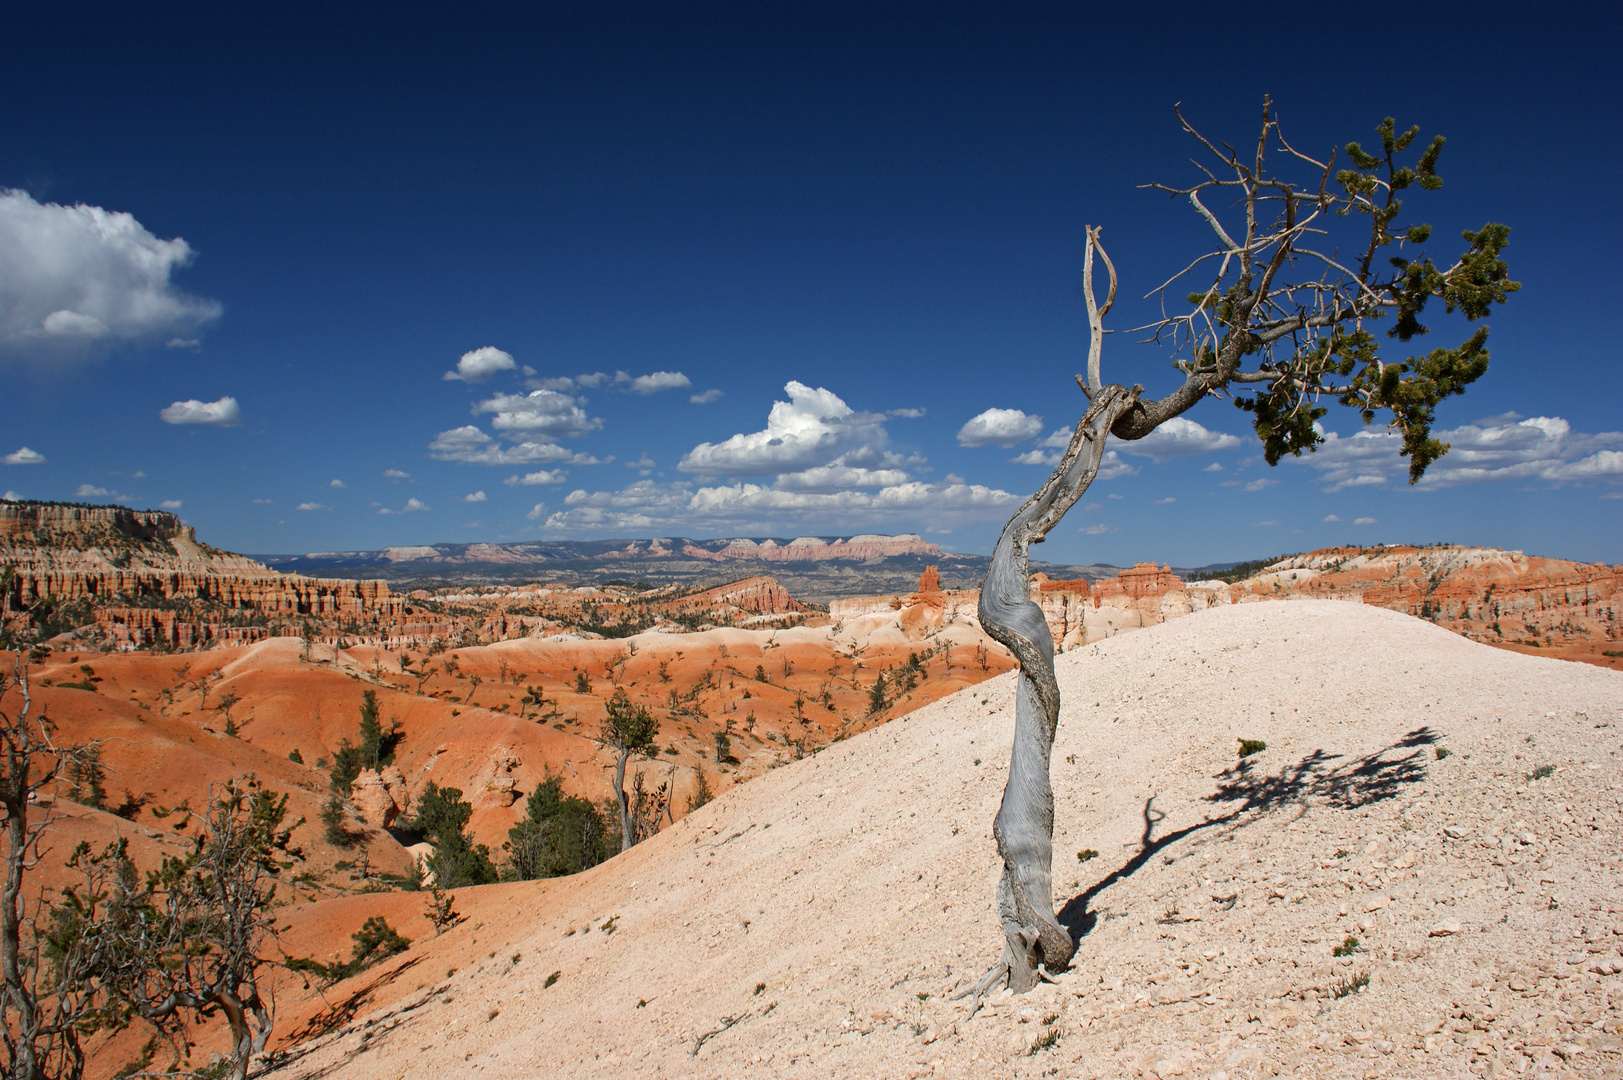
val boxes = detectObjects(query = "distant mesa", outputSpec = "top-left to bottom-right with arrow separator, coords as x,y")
714,533 -> 937,562
382,546 -> 441,562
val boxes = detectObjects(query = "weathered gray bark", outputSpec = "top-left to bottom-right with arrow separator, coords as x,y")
971,383 -> 1139,995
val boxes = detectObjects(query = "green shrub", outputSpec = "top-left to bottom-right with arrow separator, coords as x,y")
1238,738 -> 1266,758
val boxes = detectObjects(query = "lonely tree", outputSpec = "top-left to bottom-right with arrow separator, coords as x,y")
972,100 -> 1517,995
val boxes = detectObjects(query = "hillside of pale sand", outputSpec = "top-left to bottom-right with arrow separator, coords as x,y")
231,600 -> 1623,1080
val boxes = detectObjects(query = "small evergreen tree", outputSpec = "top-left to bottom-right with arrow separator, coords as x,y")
868,671 -> 888,715
713,729 -> 732,764
686,767 -> 714,813
601,689 -> 660,852
501,773 -> 616,881
67,745 -> 107,809
409,782 -> 497,888
322,794 -> 359,849
330,689 -> 401,792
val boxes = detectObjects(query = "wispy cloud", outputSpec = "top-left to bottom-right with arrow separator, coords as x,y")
159,499 -> 182,509
296,502 -> 328,511
689,389 -> 724,404
75,483 -> 131,502
539,476 -> 1016,534
1296,414 -> 1623,492
503,470 -> 568,486
428,426 -> 605,467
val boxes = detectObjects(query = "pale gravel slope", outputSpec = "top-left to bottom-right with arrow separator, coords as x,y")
269,601 -> 1623,1080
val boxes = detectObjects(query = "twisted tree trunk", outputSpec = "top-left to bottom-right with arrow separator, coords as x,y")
971,383 -> 1138,995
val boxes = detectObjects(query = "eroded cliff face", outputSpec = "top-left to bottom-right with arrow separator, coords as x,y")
834,549 -> 1623,668
1,501 -> 404,650
0,501 -> 194,544
1246,546 -> 1622,648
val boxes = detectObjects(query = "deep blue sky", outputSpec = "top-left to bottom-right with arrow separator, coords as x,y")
3,3 -> 1619,565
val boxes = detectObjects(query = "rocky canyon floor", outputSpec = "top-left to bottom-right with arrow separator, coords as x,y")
226,600 -> 1623,1080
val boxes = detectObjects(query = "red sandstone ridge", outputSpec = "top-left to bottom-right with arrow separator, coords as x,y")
677,576 -> 807,616
714,533 -> 940,562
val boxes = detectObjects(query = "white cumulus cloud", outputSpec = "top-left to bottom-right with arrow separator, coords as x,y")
0,189 -> 221,362
628,370 -> 690,394
475,388 -> 600,438
464,491 -> 487,502
159,499 -> 182,510
330,479 -> 346,488
679,381 -> 890,477
957,408 -> 1044,448
689,389 -> 724,404
160,396 -> 240,426
1115,417 -> 1241,462
1354,516 -> 1377,525
296,502 -> 328,511
443,346 -> 517,382
2,492 -> 21,501
4,447 -> 45,465
383,468 -> 411,479
378,497 -> 430,515
888,407 -> 926,419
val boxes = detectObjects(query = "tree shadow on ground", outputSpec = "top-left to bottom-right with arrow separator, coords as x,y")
1057,727 -> 1438,943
